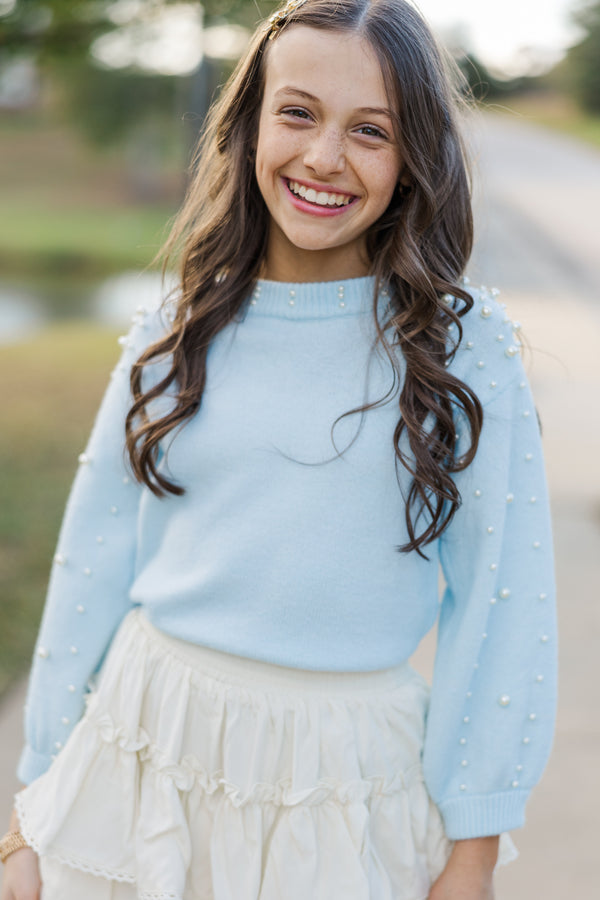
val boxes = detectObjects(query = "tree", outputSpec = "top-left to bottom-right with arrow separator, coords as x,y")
565,1 -> 600,113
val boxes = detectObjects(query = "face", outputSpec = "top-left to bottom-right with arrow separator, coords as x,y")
255,25 -> 404,281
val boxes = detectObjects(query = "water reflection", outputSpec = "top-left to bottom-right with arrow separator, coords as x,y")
93,270 -> 177,327
0,285 -> 46,344
0,270 -> 176,342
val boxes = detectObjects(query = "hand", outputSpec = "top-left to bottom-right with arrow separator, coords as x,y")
0,846 -> 42,900
428,836 -> 499,900
1,803 -> 42,900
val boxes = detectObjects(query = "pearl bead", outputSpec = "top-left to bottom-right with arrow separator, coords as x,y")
498,695 -> 511,707
540,635 -> 549,643
54,553 -> 67,566
539,593 -> 548,601
289,289 -> 296,299
76,604 -> 85,613
489,563 -> 497,571
460,784 -> 467,791
482,632 -> 488,639
523,410 -> 531,418
96,536 -> 104,544
339,301 -> 345,308
480,306 -> 492,318
474,489 -> 482,498
489,597 -> 497,604
496,334 -> 505,342
476,360 -> 485,369
67,684 -> 76,693
505,346 -> 519,358
473,663 -> 479,669
461,760 -> 468,766
250,299 -> 257,306
487,526 -> 494,534
519,381 -> 526,389
490,381 -> 497,388
459,738 -> 467,745
536,674 -> 544,683
78,453 -> 91,465
533,541 -> 541,549
61,716 -> 70,725
499,588 -> 511,599
122,476 -> 130,485
529,497 -> 537,504
117,335 -> 130,347
70,646 -> 78,655
288,299 -> 295,306
83,567 -> 92,576
463,716 -> 470,723
136,305 -> 147,316
466,341 -> 474,349
529,713 -> 537,721
54,742 -> 63,750
110,506 -> 119,515
491,288 -> 500,297
512,780 -> 519,788
516,764 -> 523,772
466,691 -> 472,698
506,493 -> 514,503
512,320 -> 522,331
523,737 -> 530,744
37,646 -> 49,659
525,453 -> 533,461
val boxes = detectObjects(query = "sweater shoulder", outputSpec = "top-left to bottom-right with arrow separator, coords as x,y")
446,285 -> 524,405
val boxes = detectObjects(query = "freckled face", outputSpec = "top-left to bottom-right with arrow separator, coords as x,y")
255,26 -> 404,279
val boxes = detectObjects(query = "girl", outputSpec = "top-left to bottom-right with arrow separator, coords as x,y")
1,1 -> 556,898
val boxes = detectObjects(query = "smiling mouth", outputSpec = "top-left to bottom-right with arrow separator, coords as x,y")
285,179 -> 357,208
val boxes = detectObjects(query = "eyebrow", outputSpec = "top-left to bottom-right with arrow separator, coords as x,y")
274,86 -> 393,118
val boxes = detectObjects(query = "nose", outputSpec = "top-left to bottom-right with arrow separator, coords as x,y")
302,127 -> 345,176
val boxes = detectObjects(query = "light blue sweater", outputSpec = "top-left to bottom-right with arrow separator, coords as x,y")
18,276 -> 557,841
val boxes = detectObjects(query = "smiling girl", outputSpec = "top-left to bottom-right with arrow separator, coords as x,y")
1,2 -> 556,899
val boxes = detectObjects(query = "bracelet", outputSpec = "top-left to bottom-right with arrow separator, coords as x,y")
0,830 -> 30,863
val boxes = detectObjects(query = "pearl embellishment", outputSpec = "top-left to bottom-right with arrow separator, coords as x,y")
37,647 -> 49,659
67,684 -> 76,692
480,306 -> 492,318
499,588 -> 511,599
54,553 -> 67,566
61,716 -> 70,725
70,646 -> 78,655
78,453 -> 91,465
498,695 -> 511,707
76,604 -> 85,613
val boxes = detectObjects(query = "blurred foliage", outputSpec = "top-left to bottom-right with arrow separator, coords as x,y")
563,0 -> 600,113
456,52 -> 537,102
0,0 -> 278,56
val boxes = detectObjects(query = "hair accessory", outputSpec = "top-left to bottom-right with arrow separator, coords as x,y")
268,0 -> 309,40
0,830 -> 29,864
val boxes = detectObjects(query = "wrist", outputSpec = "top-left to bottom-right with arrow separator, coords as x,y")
450,835 -> 500,871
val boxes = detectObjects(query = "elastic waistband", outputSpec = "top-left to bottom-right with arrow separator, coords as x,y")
129,608 -> 427,698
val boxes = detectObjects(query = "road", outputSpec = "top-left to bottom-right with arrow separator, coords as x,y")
1,112 -> 599,897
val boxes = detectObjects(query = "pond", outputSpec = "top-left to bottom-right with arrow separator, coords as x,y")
0,270 -> 177,344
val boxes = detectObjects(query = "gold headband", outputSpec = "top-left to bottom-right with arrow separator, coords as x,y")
268,0 -> 310,41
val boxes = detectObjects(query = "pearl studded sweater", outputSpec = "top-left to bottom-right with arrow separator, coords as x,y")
17,276 -> 557,841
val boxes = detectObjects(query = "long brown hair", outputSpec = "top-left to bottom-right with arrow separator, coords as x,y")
125,0 -> 483,557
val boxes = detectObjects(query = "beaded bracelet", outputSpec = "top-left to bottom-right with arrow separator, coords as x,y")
0,830 -> 29,863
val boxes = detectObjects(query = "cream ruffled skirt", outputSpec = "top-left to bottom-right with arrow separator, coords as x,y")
16,607 -> 517,900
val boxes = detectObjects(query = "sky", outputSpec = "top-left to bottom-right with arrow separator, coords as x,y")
415,0 -> 582,75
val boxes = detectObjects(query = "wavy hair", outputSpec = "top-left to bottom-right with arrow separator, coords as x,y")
125,0 -> 483,557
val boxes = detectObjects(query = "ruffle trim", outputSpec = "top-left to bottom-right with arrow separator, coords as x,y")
86,708 -> 426,806
16,789 -> 136,884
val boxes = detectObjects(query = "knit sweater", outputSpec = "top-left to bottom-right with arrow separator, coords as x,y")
17,276 -> 557,841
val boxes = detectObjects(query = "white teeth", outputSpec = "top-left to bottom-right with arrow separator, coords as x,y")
288,180 -> 353,207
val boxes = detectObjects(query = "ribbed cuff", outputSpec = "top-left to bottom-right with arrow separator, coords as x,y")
16,744 -> 52,786
438,790 -> 528,839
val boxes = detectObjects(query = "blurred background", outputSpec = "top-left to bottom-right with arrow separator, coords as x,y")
0,1 -> 599,896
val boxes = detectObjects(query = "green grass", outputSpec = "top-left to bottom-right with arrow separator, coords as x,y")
487,92 -> 600,150
0,203 -> 176,275
0,326 -> 121,699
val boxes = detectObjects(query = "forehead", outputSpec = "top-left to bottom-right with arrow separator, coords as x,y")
263,25 -> 391,110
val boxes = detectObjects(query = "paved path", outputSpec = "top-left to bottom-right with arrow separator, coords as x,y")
1,113 -> 599,896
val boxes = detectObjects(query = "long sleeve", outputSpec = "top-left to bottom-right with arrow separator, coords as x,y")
17,304 -> 170,785
422,348 -> 557,839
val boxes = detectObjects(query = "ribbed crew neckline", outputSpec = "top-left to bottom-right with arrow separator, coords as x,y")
247,275 -> 383,319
